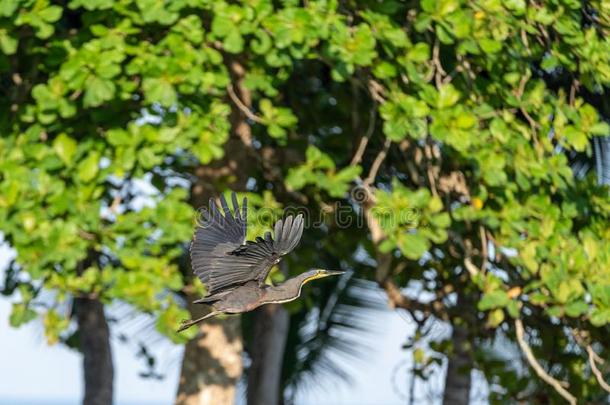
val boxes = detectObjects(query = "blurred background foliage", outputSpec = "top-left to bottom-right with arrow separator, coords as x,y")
1,0 -> 609,404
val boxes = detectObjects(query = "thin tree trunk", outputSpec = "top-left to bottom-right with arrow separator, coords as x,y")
247,304 -> 290,405
176,57 -> 255,405
75,297 -> 113,405
176,294 -> 243,405
442,323 -> 472,405
176,177 -> 245,405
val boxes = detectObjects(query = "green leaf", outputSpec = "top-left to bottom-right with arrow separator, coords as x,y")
137,147 -> 160,169
555,279 -> 584,304
9,303 -> 37,327
52,134 -> 77,165
397,232 -> 429,260
84,77 -> 115,107
478,290 -> 510,311
142,78 -> 177,107
479,38 -> 502,54
0,32 -> 17,54
565,301 -> 588,317
285,167 -> 310,191
437,84 -> 460,108
488,308 -> 505,327
589,122 -> 610,136
529,291 -> 549,305
590,309 -> 610,326
107,129 -> 133,146
407,43 -> 430,62
507,300 -> 520,318
429,212 -> 450,228
43,309 -> 69,345
0,0 -> 19,16
39,6 -> 62,22
78,151 -> 101,182
413,347 -> 426,364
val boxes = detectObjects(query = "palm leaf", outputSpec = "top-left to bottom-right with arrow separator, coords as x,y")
280,271 -> 386,402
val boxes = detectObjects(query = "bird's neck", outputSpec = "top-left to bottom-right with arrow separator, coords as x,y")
262,273 -> 311,305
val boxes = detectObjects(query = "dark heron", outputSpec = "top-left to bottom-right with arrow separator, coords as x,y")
178,192 -> 343,332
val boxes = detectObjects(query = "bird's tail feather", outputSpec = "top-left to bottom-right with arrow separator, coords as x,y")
176,311 -> 221,333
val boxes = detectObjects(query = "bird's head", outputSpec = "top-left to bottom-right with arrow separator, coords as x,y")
301,269 -> 345,285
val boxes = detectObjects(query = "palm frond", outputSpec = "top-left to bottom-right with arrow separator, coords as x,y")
281,272 -> 386,402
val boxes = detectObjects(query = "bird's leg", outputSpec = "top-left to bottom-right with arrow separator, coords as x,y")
176,311 -> 221,333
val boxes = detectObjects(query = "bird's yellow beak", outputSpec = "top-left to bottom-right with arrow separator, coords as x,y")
303,269 -> 345,284
321,270 -> 345,277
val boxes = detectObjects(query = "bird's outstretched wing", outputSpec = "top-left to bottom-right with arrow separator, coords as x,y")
190,193 -> 304,295
228,214 -> 304,286
191,193 -> 247,295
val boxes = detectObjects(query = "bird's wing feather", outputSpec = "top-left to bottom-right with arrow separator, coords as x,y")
226,213 -> 304,286
190,193 -> 248,294
190,193 -> 304,294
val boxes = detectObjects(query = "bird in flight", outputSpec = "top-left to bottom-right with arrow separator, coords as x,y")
178,192 -> 343,332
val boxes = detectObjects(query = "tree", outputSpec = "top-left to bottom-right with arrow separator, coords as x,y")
2,1 -> 610,404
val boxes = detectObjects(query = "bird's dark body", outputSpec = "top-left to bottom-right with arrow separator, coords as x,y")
177,192 -> 343,332
201,281 -> 266,313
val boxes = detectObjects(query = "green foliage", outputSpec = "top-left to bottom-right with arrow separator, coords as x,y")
1,0 -> 610,401
286,146 -> 361,197
375,180 -> 451,259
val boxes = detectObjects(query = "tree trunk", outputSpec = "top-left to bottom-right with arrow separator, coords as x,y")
442,323 -> 472,405
176,294 -> 243,405
175,143 -> 249,405
247,304 -> 290,405
175,57 -> 256,405
75,297 -> 114,405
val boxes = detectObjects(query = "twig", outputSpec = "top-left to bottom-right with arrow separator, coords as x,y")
354,172 -> 450,324
351,136 -> 370,167
364,138 -> 391,186
520,106 -> 542,149
226,84 -> 264,124
432,40 -> 446,88
383,279 -> 434,316
521,29 -> 531,56
587,345 -> 610,394
441,71 -> 456,85
458,55 -> 476,81
70,89 -> 82,101
423,142 -> 439,196
515,72 -> 530,99
110,194 -> 122,214
426,166 -> 438,197
78,230 -> 96,241
350,104 -> 377,166
479,225 -> 488,272
463,258 -> 479,277
520,107 -> 539,129
367,79 -> 386,103
569,80 -> 580,106
515,319 -> 577,405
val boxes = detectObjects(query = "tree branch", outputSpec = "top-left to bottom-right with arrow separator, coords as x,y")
226,84 -> 264,125
479,225 -> 488,272
514,319 -> 576,405
587,345 -> 610,394
350,104 -> 377,166
355,179 -> 447,322
364,138 -> 391,186
463,258 -> 479,277
433,39 -> 446,88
